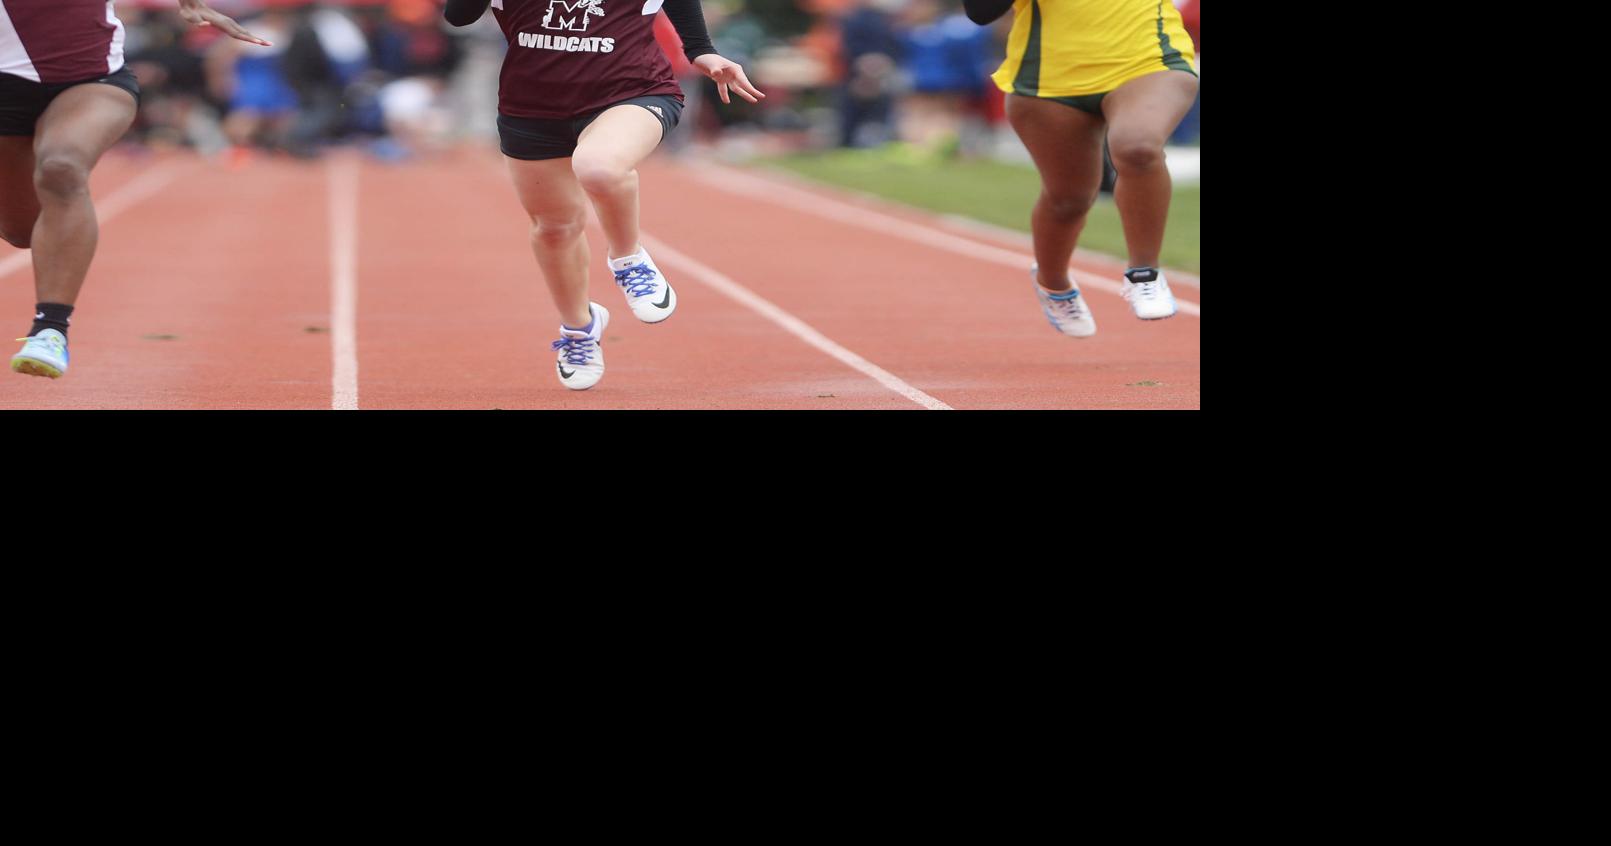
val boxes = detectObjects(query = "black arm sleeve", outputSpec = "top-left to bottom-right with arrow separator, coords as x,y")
662,0 -> 718,62
444,0 -> 491,27
963,0 -> 1014,25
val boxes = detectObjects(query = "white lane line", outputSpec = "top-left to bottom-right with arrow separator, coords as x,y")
682,163 -> 1200,318
0,162 -> 185,281
328,155 -> 360,411
639,232 -> 954,411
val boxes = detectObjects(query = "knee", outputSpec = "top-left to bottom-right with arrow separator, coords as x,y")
530,213 -> 587,247
33,152 -> 91,202
571,158 -> 633,196
1108,137 -> 1165,173
1041,191 -> 1096,222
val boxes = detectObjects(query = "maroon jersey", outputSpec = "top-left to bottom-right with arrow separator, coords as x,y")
491,0 -> 681,119
0,0 -> 126,84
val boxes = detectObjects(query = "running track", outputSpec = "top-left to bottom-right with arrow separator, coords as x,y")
0,148 -> 1200,409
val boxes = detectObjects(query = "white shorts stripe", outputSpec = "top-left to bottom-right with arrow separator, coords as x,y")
105,1 -> 125,74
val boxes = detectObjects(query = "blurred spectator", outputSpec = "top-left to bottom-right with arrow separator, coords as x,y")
366,2 -> 464,155
208,9 -> 298,153
124,9 -> 229,153
279,9 -> 343,155
895,0 -> 993,154
310,4 -> 372,86
207,2 -> 474,158
836,0 -> 903,148
359,1 -> 460,79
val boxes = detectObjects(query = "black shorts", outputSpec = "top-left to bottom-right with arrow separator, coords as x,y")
498,94 -> 684,161
0,66 -> 140,137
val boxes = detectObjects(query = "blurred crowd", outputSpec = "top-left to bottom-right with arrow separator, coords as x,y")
114,0 -> 1200,161
795,0 -> 1201,154
118,0 -> 472,159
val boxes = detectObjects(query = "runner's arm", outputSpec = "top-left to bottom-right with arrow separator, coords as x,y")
661,0 -> 762,104
661,0 -> 718,61
444,0 -> 492,27
963,0 -> 1014,25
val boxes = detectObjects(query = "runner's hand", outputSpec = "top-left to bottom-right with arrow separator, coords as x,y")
176,0 -> 273,46
692,54 -> 765,104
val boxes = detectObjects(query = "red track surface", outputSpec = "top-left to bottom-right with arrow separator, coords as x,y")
1,147 -> 1200,410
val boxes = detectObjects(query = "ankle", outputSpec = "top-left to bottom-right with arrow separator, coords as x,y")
562,308 -> 594,333
1035,269 -> 1072,293
30,302 -> 73,339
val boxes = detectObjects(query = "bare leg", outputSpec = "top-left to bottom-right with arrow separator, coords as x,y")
1101,70 -> 1198,269
0,136 -> 40,248
29,83 -> 137,306
571,105 -> 664,261
506,155 -> 594,329
1005,93 -> 1106,291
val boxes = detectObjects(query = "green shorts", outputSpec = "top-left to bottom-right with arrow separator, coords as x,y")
1048,92 -> 1109,116
1044,67 -> 1198,116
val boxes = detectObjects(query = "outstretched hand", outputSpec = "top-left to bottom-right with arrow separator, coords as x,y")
177,0 -> 273,47
692,54 -> 765,105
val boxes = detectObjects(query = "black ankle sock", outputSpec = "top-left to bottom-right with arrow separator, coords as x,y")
1124,267 -> 1159,284
30,303 -> 73,338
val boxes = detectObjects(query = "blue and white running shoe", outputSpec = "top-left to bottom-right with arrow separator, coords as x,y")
11,329 -> 69,379
552,303 -> 609,391
1030,266 -> 1097,338
609,248 -> 676,324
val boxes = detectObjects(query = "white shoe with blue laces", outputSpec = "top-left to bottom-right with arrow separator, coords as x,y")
1030,265 -> 1097,338
552,303 -> 609,391
11,329 -> 69,379
609,248 -> 676,324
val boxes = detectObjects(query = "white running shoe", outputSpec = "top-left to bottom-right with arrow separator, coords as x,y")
609,248 -> 676,324
1120,268 -> 1177,320
1030,265 -> 1097,338
11,329 -> 69,379
552,303 -> 609,391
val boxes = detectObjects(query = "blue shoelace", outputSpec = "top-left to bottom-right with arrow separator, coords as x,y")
1044,290 -> 1086,318
613,264 -> 659,298
552,336 -> 597,365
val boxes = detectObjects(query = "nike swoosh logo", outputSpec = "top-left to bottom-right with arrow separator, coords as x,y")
558,363 -> 575,379
654,288 -> 672,309
642,0 -> 665,14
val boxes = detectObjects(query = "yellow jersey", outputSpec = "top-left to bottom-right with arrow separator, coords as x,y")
991,0 -> 1197,98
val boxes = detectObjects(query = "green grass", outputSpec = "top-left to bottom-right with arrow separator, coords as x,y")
761,147 -> 1200,274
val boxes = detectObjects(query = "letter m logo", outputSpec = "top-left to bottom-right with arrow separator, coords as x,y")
541,0 -> 605,32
